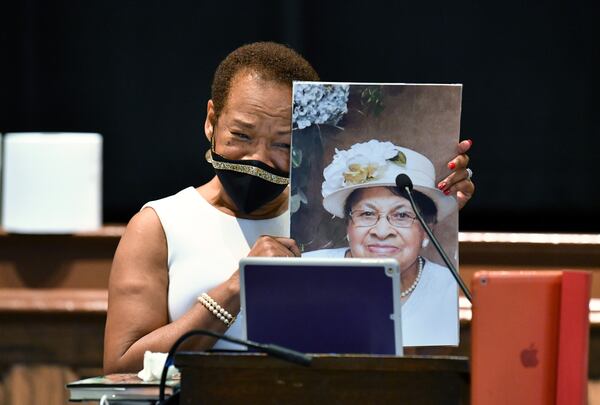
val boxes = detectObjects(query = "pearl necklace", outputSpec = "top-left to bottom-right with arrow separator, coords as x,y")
401,256 -> 424,298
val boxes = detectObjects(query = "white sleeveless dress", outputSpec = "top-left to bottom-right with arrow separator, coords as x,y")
143,187 -> 289,349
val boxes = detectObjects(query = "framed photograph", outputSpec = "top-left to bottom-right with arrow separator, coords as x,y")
290,82 -> 462,346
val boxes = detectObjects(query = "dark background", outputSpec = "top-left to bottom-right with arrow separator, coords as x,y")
1,0 -> 598,232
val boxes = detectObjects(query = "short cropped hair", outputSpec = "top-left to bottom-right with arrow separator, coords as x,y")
211,42 -> 320,118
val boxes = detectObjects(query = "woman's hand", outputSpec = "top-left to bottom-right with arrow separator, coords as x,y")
248,236 -> 301,258
437,139 -> 475,210
227,236 -> 301,295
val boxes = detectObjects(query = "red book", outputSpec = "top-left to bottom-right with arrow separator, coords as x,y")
556,271 -> 591,405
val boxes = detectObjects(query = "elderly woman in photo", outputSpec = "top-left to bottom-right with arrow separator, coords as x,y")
304,140 -> 459,346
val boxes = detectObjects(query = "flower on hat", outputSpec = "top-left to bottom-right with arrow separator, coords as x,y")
322,140 -> 405,197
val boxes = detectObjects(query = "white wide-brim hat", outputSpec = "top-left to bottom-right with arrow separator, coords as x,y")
321,140 -> 457,221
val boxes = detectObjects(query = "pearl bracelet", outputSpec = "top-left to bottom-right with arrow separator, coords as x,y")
197,293 -> 235,326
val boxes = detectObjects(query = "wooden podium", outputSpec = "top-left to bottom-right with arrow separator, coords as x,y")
175,352 -> 469,404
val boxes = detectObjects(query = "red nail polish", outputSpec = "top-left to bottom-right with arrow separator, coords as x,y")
466,139 -> 473,147
444,189 -> 451,195
448,162 -> 456,170
438,182 -> 446,190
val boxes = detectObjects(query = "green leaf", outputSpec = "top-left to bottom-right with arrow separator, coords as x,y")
290,194 -> 301,213
292,148 -> 303,168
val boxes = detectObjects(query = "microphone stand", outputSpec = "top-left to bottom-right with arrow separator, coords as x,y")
398,176 -> 473,302
157,329 -> 312,403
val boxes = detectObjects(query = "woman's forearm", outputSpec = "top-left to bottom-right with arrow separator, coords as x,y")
105,275 -> 240,373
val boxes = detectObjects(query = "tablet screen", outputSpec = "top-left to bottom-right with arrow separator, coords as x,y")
240,257 -> 402,355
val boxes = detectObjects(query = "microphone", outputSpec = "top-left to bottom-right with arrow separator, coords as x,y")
158,329 -> 312,403
395,173 -> 413,192
395,174 -> 473,302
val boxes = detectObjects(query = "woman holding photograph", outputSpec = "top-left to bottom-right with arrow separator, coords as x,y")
104,42 -> 473,373
304,140 -> 461,346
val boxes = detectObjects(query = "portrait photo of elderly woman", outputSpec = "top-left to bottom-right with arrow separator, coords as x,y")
290,83 -> 465,348
303,140 -> 459,346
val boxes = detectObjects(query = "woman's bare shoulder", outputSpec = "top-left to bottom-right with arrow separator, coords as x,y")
127,207 -> 166,240
111,207 -> 168,276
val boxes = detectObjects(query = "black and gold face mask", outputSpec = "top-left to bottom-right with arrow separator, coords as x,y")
206,133 -> 289,214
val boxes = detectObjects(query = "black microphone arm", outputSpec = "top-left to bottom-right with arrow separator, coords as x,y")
395,174 -> 473,302
158,329 -> 312,402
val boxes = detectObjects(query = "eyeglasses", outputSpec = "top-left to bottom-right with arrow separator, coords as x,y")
349,209 -> 417,228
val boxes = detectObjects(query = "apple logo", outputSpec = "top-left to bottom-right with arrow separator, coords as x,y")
520,343 -> 539,367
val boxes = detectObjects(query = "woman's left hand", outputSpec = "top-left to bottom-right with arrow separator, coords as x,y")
437,139 -> 475,210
